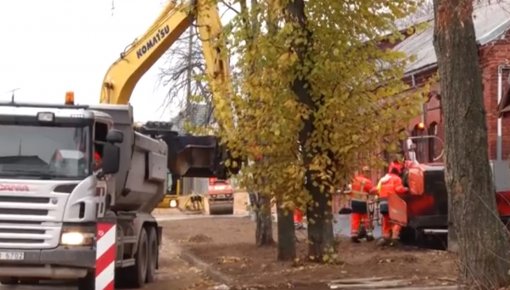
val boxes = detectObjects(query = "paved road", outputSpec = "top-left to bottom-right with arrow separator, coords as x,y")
0,211 -> 382,290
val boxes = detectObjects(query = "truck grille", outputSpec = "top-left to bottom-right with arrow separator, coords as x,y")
0,193 -> 64,249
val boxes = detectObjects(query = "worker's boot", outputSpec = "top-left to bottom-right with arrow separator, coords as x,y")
389,239 -> 400,247
351,236 -> 360,243
358,226 -> 367,239
366,233 -> 375,242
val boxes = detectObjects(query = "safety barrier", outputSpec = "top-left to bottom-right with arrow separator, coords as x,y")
95,222 -> 116,290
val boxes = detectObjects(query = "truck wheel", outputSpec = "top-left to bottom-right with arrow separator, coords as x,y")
124,227 -> 149,288
77,272 -> 94,290
146,226 -> 159,283
0,277 -> 18,285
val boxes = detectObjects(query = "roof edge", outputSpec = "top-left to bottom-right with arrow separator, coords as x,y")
478,18 -> 510,45
404,63 -> 438,78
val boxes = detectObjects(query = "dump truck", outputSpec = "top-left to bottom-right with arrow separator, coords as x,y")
0,100 -> 233,290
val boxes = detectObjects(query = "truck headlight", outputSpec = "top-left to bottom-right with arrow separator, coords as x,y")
170,199 -> 178,208
37,112 -> 55,122
61,231 -> 94,246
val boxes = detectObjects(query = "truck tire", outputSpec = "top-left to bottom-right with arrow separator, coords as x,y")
146,226 -> 158,283
123,227 -> 149,288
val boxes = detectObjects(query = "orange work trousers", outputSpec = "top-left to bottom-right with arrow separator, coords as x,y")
351,212 -> 372,237
381,214 -> 401,240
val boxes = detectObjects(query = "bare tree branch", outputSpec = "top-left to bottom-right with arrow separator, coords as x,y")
157,25 -> 214,131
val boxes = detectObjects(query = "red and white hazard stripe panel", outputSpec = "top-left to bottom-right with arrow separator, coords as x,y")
96,223 -> 116,290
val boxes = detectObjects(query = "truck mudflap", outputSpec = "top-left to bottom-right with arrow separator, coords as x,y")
388,194 -> 408,226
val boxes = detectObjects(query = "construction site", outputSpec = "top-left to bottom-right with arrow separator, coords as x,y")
1,0 -> 510,290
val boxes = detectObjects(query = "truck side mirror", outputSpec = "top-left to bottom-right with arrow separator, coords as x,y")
106,129 -> 124,144
102,143 -> 120,174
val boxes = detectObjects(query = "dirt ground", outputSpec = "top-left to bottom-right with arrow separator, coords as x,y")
161,216 -> 458,289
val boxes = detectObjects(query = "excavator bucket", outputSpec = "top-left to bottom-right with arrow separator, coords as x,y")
164,134 -> 226,178
137,122 -> 241,178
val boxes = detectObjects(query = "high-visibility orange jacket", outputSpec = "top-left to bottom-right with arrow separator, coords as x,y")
377,173 -> 407,198
350,174 -> 374,202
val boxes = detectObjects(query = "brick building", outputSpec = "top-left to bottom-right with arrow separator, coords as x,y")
392,1 -> 510,194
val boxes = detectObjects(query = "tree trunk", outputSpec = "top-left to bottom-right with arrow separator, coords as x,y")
277,201 -> 296,261
306,188 -> 335,261
285,0 -> 335,261
252,192 -> 275,246
432,0 -> 510,288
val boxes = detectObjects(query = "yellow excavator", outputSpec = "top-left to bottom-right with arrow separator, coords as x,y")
99,0 -> 237,211
99,0 -> 232,106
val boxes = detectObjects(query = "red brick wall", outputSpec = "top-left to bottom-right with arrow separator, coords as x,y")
405,30 -> 510,161
479,32 -> 510,160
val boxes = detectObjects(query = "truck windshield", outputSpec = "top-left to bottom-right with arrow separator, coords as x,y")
0,125 -> 91,180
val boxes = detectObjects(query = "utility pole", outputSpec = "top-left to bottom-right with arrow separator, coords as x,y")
9,88 -> 20,103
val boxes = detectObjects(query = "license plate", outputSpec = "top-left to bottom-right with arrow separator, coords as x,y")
216,194 -> 225,198
0,252 -> 24,261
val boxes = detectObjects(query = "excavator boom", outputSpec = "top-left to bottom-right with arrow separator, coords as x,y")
100,0 -> 237,178
100,0 -> 231,107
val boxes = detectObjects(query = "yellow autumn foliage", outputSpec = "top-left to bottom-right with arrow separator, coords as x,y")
200,0 -> 429,212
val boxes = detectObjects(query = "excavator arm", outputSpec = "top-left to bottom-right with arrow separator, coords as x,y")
100,0 -> 238,178
99,0 -> 230,107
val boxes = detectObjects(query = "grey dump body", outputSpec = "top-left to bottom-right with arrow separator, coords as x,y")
89,104 -> 167,213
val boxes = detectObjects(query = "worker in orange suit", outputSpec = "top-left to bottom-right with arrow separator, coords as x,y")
376,165 -> 408,246
349,166 -> 377,243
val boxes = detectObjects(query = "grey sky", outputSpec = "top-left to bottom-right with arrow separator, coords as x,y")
0,0 -> 176,122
